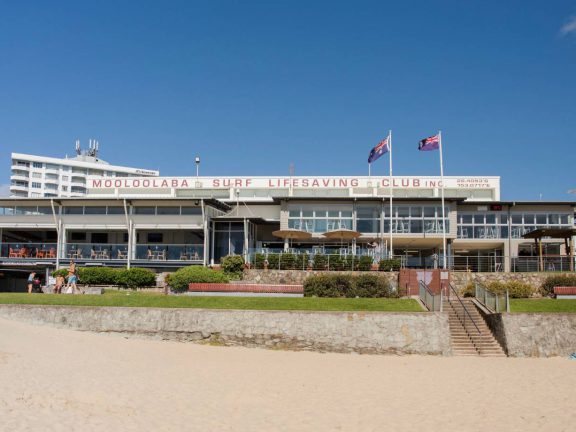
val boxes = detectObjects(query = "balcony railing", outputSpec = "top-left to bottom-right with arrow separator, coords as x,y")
0,243 -> 57,259
135,244 -> 203,261
65,243 -> 129,260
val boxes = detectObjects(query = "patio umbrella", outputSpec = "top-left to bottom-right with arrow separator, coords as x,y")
272,229 -> 312,250
322,229 -> 362,253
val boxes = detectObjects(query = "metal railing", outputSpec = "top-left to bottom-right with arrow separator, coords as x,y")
475,282 -> 509,313
0,242 -> 58,259
247,250 -> 405,271
418,280 -> 442,311
447,282 -> 482,335
445,255 -> 574,273
135,244 -> 203,261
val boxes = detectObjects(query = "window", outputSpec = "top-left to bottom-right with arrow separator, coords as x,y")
45,183 -> 58,190
61,186 -> 68,191
70,232 -> 86,241
63,207 -> 84,215
32,162 -> 43,168
31,182 -> 41,189
181,207 -> 202,215
107,207 -> 124,215
147,233 -> 163,243
32,172 -> 42,179
91,233 -> 108,243
157,206 -> 180,215
84,207 -> 107,215
62,176 -> 69,181
134,206 -> 155,215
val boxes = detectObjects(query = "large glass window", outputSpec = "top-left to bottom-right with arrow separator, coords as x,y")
457,212 -> 506,239
213,222 -> 244,262
288,204 -> 353,232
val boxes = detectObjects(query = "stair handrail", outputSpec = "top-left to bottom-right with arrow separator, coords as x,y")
447,282 -> 481,334
418,280 -> 442,312
474,281 -> 510,313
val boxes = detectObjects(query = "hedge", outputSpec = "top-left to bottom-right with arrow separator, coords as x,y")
486,280 -> 534,298
304,274 -> 395,298
378,259 -> 401,271
540,275 -> 576,296
51,267 -> 156,288
168,266 -> 229,292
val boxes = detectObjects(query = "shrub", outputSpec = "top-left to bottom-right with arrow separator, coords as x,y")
357,255 -> 374,271
169,266 -> 229,292
279,253 -> 296,270
220,255 -> 245,279
267,253 -> 280,270
304,274 -> 354,297
78,267 -> 119,285
52,268 -> 69,278
254,253 -> 266,269
116,268 -> 156,288
461,281 -> 475,297
378,259 -> 401,271
487,280 -> 534,298
352,274 -> 391,298
304,274 -> 392,298
312,254 -> 328,270
540,275 -> 576,296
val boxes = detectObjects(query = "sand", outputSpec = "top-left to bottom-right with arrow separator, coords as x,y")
0,317 -> 575,432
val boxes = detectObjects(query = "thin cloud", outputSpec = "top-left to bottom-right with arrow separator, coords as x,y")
560,16 -> 576,36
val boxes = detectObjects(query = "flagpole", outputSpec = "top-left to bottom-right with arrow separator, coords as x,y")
438,130 -> 447,270
388,130 -> 393,259
368,162 -> 371,177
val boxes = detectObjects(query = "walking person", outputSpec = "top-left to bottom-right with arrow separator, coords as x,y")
27,271 -> 36,294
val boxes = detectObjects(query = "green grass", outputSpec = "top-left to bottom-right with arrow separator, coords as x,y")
510,299 -> 576,313
0,291 -> 423,312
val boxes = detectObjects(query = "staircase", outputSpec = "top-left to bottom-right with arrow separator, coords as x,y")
444,298 -> 506,357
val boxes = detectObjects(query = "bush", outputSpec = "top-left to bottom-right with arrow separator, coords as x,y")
78,267 -> 119,285
279,253 -> 296,270
304,274 -> 392,298
378,259 -> 401,271
352,274 -> 392,298
461,281 -> 475,297
220,255 -> 245,279
116,268 -> 156,288
540,275 -> 576,296
169,266 -> 229,292
487,280 -> 534,298
52,268 -> 69,278
357,255 -> 374,271
313,254 -> 328,270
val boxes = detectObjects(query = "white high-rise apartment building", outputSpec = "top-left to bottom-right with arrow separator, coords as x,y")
10,140 -> 159,198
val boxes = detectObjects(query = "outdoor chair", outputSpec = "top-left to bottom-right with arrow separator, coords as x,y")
9,248 -> 18,258
117,249 -> 127,259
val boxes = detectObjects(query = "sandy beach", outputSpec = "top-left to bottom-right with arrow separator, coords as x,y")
0,317 -> 574,432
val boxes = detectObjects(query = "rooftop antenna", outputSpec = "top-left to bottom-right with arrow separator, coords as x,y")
289,162 -> 295,177
75,139 -> 81,155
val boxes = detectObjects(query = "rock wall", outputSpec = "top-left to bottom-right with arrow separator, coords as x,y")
450,272 -> 575,296
243,269 -> 399,286
499,314 -> 576,357
0,305 -> 450,356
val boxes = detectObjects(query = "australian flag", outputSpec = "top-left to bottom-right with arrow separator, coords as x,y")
367,137 -> 390,163
418,134 -> 440,151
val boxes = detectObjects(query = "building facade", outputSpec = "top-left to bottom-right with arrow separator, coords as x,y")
0,174 -> 575,290
10,151 -> 159,198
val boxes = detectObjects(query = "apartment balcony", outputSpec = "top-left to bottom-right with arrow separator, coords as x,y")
44,167 -> 60,175
11,164 -> 29,171
10,173 -> 30,182
10,185 -> 29,194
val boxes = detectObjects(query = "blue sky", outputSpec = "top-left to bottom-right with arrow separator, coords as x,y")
0,0 -> 575,200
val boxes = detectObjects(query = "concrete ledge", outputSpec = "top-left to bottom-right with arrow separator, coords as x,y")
189,282 -> 303,294
0,305 -> 450,356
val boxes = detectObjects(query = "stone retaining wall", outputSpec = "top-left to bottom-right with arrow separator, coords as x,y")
0,305 -> 450,356
243,269 -> 399,286
498,313 -> 576,357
